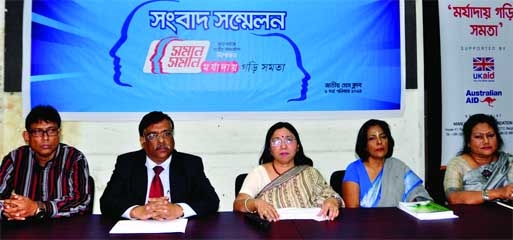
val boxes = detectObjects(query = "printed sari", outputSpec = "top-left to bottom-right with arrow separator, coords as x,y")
360,157 -> 432,207
445,151 -> 513,195
255,165 -> 343,208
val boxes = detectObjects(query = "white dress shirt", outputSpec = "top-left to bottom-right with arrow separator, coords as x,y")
121,155 -> 197,219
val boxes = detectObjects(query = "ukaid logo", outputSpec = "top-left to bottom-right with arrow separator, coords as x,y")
465,89 -> 501,108
472,57 -> 495,82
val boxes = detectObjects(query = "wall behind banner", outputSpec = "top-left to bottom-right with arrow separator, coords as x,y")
0,0 -> 427,213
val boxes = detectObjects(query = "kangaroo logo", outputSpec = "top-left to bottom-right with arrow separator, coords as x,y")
480,97 -> 496,107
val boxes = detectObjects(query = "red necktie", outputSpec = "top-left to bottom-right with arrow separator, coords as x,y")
149,166 -> 164,198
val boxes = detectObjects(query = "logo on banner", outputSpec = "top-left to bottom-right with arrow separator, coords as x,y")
465,89 -> 502,107
472,57 -> 495,82
144,39 -> 211,74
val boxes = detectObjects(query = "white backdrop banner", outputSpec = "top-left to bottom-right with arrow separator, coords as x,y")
439,0 -> 513,165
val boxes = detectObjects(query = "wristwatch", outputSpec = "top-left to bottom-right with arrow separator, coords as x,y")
33,201 -> 46,220
482,189 -> 489,201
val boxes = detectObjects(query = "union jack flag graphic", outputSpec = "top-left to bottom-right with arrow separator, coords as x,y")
473,57 -> 494,71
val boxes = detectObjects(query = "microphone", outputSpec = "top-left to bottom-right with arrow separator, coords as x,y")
244,213 -> 271,231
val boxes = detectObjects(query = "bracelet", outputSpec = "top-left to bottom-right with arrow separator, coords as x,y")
482,189 -> 489,201
244,198 -> 254,213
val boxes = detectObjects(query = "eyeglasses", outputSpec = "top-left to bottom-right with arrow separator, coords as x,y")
145,130 -> 173,141
28,127 -> 60,137
270,136 -> 296,147
472,133 -> 496,141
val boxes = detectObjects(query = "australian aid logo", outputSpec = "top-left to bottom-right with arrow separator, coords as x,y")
465,89 -> 501,108
472,57 -> 495,82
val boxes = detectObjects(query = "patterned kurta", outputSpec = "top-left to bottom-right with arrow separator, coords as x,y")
0,143 -> 91,218
241,165 -> 343,208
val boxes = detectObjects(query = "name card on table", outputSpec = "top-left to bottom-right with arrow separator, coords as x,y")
109,219 -> 188,234
277,208 -> 329,221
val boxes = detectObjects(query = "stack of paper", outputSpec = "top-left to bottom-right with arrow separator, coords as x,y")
109,219 -> 188,234
277,208 -> 329,221
496,201 -> 513,210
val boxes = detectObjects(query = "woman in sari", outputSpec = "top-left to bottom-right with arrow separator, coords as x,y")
444,114 -> 513,204
233,122 -> 343,221
342,119 -> 432,208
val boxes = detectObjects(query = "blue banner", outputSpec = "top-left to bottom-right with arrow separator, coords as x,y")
25,0 -> 402,115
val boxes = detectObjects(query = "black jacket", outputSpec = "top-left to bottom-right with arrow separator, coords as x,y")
100,149 -> 219,218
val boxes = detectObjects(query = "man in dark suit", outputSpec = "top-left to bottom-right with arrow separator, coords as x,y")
100,111 -> 219,219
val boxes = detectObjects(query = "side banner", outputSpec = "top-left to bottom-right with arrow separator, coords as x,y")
439,0 -> 513,165
23,0 -> 403,120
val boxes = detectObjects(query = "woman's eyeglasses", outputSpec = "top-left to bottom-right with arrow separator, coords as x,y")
270,136 -> 296,147
472,132 -> 496,141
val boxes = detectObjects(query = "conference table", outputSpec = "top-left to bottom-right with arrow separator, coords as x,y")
1,203 -> 511,239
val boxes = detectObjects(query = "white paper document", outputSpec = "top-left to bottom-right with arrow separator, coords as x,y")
497,201 -> 513,210
109,219 -> 188,234
277,208 -> 328,221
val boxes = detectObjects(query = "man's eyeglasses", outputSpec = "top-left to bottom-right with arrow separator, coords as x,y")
28,127 -> 60,137
270,136 -> 296,147
145,130 -> 173,141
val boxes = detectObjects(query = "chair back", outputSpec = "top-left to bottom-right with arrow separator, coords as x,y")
329,170 -> 345,197
438,168 -> 447,204
235,173 -> 248,197
86,176 -> 95,214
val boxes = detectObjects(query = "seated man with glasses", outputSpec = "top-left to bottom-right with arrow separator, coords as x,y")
0,105 -> 91,221
100,111 -> 219,220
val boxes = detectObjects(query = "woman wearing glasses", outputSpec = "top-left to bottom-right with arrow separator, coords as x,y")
444,114 -> 513,204
342,119 -> 432,208
233,122 -> 343,221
